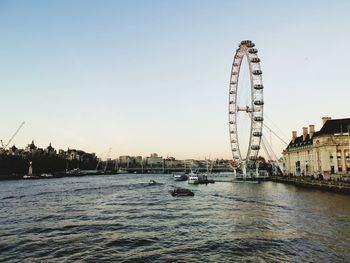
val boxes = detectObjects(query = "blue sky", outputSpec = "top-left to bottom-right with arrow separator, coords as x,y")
1,0 -> 349,159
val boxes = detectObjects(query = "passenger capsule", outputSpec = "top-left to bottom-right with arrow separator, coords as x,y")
229,111 -> 235,114
231,139 -> 236,143
240,40 -> 252,46
229,121 -> 235,124
249,156 -> 257,161
252,70 -> 262,75
254,116 -> 264,122
232,148 -> 237,151
250,58 -> 260,63
253,131 -> 262,137
248,48 -> 258,54
254,100 -> 264,106
254,84 -> 264,90
251,145 -> 260,150
229,101 -> 234,104
230,81 -> 237,85
232,72 -> 238,75
229,91 -> 236,95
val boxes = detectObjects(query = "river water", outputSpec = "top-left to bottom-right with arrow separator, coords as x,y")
0,174 -> 349,262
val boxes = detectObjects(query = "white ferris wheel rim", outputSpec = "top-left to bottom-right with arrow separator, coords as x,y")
229,40 -> 264,166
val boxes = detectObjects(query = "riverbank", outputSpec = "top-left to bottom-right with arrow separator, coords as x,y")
270,176 -> 350,195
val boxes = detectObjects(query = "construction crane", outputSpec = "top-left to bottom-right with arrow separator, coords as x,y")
1,121 -> 25,149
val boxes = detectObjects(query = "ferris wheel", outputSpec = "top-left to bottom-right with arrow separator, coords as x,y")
229,40 -> 264,171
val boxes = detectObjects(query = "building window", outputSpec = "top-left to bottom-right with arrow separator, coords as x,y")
337,150 -> 342,159
296,161 -> 301,175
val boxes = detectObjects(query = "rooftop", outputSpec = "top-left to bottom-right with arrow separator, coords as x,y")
317,118 -> 350,136
287,118 -> 350,150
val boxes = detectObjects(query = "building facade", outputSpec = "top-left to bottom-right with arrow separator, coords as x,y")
283,117 -> 350,178
146,153 -> 163,166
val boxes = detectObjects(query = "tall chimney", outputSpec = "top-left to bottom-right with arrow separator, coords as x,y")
309,125 -> 315,138
292,131 -> 297,143
322,117 -> 332,125
302,127 -> 308,141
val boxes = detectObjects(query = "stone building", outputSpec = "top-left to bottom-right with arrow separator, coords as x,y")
164,157 -> 183,167
283,117 -> 350,178
145,153 -> 163,166
117,155 -> 143,167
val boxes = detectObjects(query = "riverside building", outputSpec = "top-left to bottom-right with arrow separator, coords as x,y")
283,117 -> 350,178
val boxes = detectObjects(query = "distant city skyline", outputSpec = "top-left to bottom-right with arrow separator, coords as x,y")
1,0 -> 349,159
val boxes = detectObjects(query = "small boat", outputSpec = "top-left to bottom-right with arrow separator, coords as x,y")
66,168 -> 85,176
173,173 -> 188,181
170,187 -> 194,197
40,173 -> 54,178
149,180 -> 157,185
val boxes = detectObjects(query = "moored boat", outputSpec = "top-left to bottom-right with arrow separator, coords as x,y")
40,173 -> 54,178
66,168 -> 86,176
188,170 -> 199,184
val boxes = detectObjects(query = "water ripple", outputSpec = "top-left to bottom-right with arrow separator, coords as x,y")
0,174 -> 349,262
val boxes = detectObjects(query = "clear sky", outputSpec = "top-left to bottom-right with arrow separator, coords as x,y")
1,0 -> 349,160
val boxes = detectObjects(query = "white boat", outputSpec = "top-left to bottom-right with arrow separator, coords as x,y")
188,170 -> 199,184
66,168 -> 85,175
40,173 -> 54,178
173,172 -> 188,181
